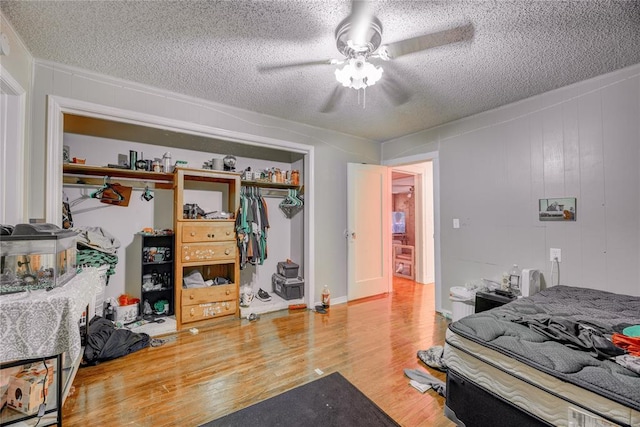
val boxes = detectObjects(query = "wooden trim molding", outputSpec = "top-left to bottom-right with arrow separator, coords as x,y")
0,64 -> 26,224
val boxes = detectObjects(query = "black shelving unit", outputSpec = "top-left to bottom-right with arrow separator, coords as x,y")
126,233 -> 174,317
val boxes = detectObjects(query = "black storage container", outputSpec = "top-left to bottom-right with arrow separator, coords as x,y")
277,261 -> 299,278
272,273 -> 304,300
475,291 -> 516,314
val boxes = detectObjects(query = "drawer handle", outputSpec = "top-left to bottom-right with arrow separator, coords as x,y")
208,233 -> 215,238
224,249 -> 231,255
190,232 -> 196,236
225,231 -> 231,235
225,290 -> 230,295
190,308 -> 195,317
189,294 -> 195,300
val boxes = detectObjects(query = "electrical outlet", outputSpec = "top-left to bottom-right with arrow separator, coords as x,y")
453,218 -> 460,229
550,248 -> 562,262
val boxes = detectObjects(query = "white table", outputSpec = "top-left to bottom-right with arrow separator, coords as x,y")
0,268 -> 100,364
0,268 -> 100,426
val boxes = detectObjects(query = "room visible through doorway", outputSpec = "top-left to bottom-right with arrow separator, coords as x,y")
390,162 -> 435,289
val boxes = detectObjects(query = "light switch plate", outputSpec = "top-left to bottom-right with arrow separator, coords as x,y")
453,218 -> 460,229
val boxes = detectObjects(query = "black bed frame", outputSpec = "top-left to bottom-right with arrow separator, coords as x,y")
445,369 -> 553,427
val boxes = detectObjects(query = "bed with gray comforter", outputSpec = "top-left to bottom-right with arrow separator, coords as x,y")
446,285 -> 640,426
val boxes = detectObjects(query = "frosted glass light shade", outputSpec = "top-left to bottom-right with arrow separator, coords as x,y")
334,57 -> 383,89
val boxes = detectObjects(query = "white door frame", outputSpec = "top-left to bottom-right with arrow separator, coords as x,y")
44,95 -> 316,306
0,64 -> 26,224
383,151 -> 441,312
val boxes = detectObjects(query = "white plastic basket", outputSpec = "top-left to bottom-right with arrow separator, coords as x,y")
450,286 -> 476,321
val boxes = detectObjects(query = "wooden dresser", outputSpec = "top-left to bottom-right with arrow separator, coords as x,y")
173,168 -> 240,330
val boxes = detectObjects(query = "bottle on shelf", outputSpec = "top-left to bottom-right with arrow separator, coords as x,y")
162,152 -> 172,173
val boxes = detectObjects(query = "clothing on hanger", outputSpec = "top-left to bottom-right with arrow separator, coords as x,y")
236,186 -> 270,269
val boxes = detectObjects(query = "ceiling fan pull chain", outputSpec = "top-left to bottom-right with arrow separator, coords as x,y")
357,88 -> 366,109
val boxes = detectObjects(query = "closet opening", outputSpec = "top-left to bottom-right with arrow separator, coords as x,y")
45,96 -> 315,327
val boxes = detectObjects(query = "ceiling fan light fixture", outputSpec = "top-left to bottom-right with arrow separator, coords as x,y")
334,56 -> 383,90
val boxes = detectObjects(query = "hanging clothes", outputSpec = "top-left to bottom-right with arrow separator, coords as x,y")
236,187 -> 270,269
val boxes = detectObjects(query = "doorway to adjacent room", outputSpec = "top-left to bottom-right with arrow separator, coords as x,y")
346,156 -> 438,310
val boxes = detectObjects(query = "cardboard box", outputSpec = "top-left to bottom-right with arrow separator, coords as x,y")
6,363 -> 53,415
115,303 -> 139,323
22,362 -> 54,387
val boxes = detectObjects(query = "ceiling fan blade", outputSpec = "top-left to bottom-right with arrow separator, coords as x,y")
379,73 -> 412,107
320,85 -> 346,113
258,59 -> 339,73
380,22 -> 474,60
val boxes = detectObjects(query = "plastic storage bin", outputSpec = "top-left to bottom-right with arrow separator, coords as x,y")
449,286 -> 475,321
115,303 -> 139,323
277,261 -> 299,278
272,273 -> 304,300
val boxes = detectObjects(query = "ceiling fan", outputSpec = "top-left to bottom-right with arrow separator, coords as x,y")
258,0 -> 474,112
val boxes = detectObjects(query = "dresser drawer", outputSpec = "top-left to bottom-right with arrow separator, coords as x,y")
181,222 -> 235,243
182,284 -> 236,305
180,242 -> 236,263
182,300 -> 237,323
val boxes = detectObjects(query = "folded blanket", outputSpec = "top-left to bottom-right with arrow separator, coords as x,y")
73,226 -> 121,254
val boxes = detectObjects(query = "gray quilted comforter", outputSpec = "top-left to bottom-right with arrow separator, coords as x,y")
449,285 -> 640,411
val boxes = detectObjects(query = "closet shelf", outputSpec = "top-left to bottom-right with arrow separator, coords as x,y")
63,165 -> 302,193
63,164 -> 174,189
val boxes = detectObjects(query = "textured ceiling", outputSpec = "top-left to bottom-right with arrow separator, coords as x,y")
2,1 -> 640,142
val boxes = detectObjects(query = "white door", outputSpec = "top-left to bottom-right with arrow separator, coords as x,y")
347,163 -> 391,300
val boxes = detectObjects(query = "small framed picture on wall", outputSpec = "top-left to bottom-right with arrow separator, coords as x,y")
539,197 -> 576,221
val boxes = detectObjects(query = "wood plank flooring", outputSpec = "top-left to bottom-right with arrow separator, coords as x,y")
63,278 -> 455,426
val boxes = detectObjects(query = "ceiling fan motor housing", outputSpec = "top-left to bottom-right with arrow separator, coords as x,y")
335,15 -> 383,58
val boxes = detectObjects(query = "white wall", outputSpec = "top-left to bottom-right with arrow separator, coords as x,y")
30,61 -> 380,303
383,63 -> 640,311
